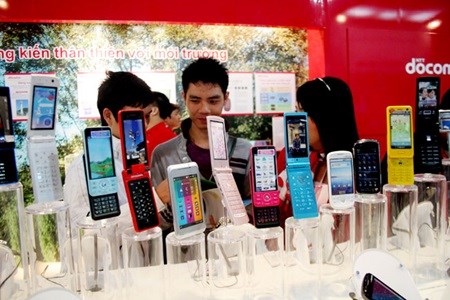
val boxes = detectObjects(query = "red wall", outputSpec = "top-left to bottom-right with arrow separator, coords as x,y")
2,0 -> 450,155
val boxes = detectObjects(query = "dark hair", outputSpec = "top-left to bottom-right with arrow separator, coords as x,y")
296,76 -> 359,154
181,58 -> 229,94
97,71 -> 154,125
153,91 -> 174,119
440,88 -> 450,109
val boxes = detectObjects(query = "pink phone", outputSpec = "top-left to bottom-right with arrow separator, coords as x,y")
250,145 -> 280,228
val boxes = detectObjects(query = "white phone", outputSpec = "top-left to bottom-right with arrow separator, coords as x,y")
167,162 -> 206,238
27,75 -> 63,203
326,150 -> 355,209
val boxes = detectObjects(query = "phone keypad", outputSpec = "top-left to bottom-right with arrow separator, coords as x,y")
28,141 -> 63,202
254,206 -> 280,228
388,158 -> 414,185
418,144 -> 440,166
288,170 -> 318,219
92,194 -> 120,218
128,178 -> 158,230
214,172 -> 249,225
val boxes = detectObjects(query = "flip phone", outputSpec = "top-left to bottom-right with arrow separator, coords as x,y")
353,139 -> 381,194
283,112 -> 318,219
119,109 -> 159,231
83,126 -> 120,220
386,106 -> 414,185
327,150 -> 355,209
250,145 -> 280,228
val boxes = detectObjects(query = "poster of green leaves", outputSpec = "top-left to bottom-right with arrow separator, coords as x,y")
0,22 -> 308,260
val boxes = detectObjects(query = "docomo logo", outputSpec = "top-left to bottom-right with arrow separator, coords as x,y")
405,58 -> 450,75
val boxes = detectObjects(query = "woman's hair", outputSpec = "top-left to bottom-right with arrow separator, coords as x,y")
296,76 -> 359,154
440,88 -> 450,109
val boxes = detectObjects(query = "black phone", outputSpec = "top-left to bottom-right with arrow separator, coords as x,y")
353,139 -> 381,194
83,127 -> 121,220
361,273 -> 405,300
0,87 -> 14,140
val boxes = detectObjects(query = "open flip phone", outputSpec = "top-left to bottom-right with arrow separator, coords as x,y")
414,77 -> 441,174
250,145 -> 280,228
386,106 -> 414,185
119,109 -> 159,231
0,86 -> 18,185
283,112 -> 318,219
26,75 -> 63,202
83,126 -> 121,220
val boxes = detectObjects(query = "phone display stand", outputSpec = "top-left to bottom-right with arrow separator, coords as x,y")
246,226 -> 284,299
442,158 -> 450,181
25,201 -> 75,294
207,226 -> 248,299
165,231 -> 206,299
122,226 -> 163,298
413,173 -> 448,286
284,216 -> 320,299
0,182 -> 27,280
75,216 -> 120,297
383,184 -> 418,271
441,158 -> 450,270
352,249 -> 421,299
354,193 -> 387,254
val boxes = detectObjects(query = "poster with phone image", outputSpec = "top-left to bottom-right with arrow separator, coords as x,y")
30,85 -> 57,130
122,116 -> 148,168
390,110 -> 412,149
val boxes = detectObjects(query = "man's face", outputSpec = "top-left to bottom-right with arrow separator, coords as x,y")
106,104 -> 152,138
182,82 -> 229,131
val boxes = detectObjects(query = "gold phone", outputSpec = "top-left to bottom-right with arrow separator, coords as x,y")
386,105 -> 414,185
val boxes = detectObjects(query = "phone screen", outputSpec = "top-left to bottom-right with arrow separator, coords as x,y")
30,85 -> 57,130
285,114 -> 308,159
172,173 -> 204,229
439,110 -> 450,131
390,110 -> 412,149
252,147 -> 277,192
0,89 -> 13,137
354,142 -> 380,193
122,116 -> 148,168
86,129 -> 115,180
329,157 -> 354,196
210,119 -> 227,160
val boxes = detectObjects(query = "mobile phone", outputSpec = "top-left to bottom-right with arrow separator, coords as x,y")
353,139 -> 381,194
250,145 -> 280,228
386,106 -> 414,185
0,86 -> 14,142
439,109 -> 450,132
119,109 -> 149,170
361,273 -> 406,300
27,75 -> 59,138
415,77 -> 441,174
283,112 -> 318,219
27,75 -> 63,202
416,77 -> 439,120
0,87 -> 18,185
326,150 -> 355,209
83,127 -> 121,220
167,162 -> 206,238
119,109 -> 159,231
